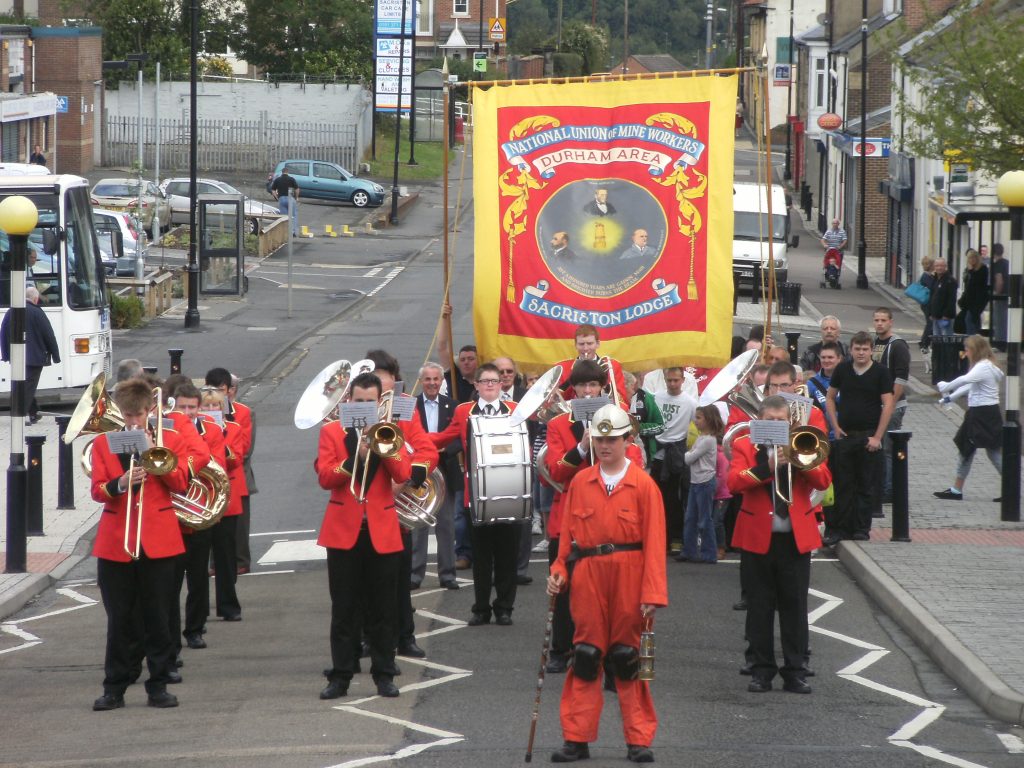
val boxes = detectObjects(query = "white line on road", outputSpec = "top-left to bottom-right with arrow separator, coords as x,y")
0,624 -> 41,655
323,737 -> 464,768
333,706 -> 463,739
251,529 -> 316,537
367,266 -> 404,297
364,267 -> 382,277
246,326 -> 278,331
414,609 -> 468,626
56,586 -> 98,605
243,569 -> 295,576
2,601 -> 94,625
997,733 -> 1024,754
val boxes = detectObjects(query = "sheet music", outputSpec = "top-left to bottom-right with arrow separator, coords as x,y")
339,402 -> 380,429
571,395 -> 610,423
106,430 -> 149,455
748,419 -> 790,447
390,396 -> 416,422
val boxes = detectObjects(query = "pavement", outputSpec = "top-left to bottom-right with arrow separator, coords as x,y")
2,154 -> 1023,728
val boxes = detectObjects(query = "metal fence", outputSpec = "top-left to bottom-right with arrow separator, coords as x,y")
103,115 -> 362,174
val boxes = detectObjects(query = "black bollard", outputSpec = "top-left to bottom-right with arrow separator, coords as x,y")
785,332 -> 801,365
1001,420 -> 1021,523
168,348 -> 184,375
55,415 -> 75,510
889,429 -> 912,542
26,435 -> 46,536
751,265 -> 761,305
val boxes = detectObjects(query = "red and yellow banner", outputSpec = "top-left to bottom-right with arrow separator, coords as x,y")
472,75 -> 737,370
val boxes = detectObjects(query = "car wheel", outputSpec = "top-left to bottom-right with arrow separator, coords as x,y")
352,191 -> 370,208
247,217 -> 259,235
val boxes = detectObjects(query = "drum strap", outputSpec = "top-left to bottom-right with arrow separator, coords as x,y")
567,541 -> 643,562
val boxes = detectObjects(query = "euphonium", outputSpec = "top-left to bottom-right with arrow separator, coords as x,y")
172,460 -> 230,530
395,467 -> 447,530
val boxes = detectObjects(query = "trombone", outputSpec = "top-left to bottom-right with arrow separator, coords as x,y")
123,447 -> 144,560
350,390 -> 405,502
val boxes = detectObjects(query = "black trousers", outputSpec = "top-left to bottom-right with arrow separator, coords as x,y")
396,532 -> 415,646
547,536 -> 574,659
652,457 -> 689,549
171,528 -> 212,654
469,520 -> 520,617
25,365 -> 42,418
236,495 -> 251,569
742,533 -> 810,683
211,515 -> 240,618
326,530 -> 400,683
97,555 -> 177,695
829,435 -> 882,537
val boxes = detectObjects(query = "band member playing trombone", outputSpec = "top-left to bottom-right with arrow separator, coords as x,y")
543,360 -> 644,674
727,395 -> 832,695
546,404 -> 666,764
90,379 -> 192,711
429,363 -> 521,626
554,323 -> 627,405
316,371 -> 412,700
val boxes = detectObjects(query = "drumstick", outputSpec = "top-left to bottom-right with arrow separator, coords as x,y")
525,592 -> 558,762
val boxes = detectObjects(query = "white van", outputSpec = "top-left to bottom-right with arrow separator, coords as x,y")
731,182 -> 798,287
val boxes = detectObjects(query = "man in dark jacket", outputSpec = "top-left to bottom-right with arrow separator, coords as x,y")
1,285 -> 61,424
928,258 -> 958,336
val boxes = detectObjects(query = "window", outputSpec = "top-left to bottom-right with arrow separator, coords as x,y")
416,0 -> 433,34
453,0 -> 468,15
314,163 -> 343,181
283,162 -> 308,176
814,58 -> 826,109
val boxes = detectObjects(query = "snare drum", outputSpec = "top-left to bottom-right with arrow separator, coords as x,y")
468,414 -> 533,524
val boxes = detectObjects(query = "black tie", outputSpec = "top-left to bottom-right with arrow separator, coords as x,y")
484,404 -> 495,416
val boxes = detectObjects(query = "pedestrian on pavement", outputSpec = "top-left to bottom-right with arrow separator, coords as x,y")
30,144 -> 46,165
677,405 -> 724,564
806,341 -> 842,439
820,218 -> 848,254
872,308 -> 911,503
917,256 -> 937,352
270,169 -> 300,236
547,403 -> 667,763
934,335 -> 1004,502
798,315 -> 847,375
824,332 -> 894,544
928,258 -> 958,337
651,367 -> 697,553
727,395 -> 831,695
0,285 -> 60,424
989,244 -> 1008,348
959,249 -> 989,336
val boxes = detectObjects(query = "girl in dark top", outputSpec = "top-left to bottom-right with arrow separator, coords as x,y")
919,256 -> 936,352
959,249 -> 989,336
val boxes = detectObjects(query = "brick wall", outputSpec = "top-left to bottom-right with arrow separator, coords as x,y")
32,28 -> 101,174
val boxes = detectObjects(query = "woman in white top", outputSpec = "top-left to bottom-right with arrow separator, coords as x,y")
933,335 -> 1004,500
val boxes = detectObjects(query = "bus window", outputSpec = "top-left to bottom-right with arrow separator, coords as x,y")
64,186 -> 105,309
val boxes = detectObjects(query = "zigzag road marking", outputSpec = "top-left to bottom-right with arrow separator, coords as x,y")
810,586 -> 989,767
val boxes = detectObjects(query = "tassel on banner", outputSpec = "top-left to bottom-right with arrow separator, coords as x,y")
687,234 -> 699,300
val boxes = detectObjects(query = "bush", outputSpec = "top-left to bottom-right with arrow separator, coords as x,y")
110,293 -> 144,329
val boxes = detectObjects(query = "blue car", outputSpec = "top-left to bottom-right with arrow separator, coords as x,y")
266,160 -> 385,208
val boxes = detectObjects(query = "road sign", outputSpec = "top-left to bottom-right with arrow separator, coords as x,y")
55,96 -> 69,114
473,51 -> 487,73
773,64 -> 791,87
488,17 -> 506,42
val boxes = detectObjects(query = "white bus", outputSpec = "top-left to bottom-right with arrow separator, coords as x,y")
731,182 -> 799,288
0,173 -> 112,395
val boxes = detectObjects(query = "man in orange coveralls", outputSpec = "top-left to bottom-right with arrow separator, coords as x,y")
546,404 -> 667,764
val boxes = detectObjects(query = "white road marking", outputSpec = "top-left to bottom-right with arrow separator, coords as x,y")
251,529 -> 316,537
246,326 -> 278,331
55,586 -> 98,605
367,266 -> 404,297
244,569 -> 295,576
414,609 -> 466,626
333,706 -> 463,740
997,733 -> 1024,754
3,602 -> 94,625
364,267 -> 382,277
259,539 -> 324,563
890,741 -> 991,768
323,737 -> 464,768
0,624 -> 41,655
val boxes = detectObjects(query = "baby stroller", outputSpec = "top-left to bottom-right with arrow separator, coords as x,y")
820,248 -> 843,289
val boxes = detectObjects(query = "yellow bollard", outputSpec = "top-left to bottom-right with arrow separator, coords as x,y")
325,224 -> 338,237
340,224 -> 354,237
300,225 -> 314,238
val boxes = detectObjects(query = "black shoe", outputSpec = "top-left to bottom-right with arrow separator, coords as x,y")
872,510 -> 886,518
626,744 -> 655,763
516,575 -> 533,585
376,678 -> 400,697
851,532 -> 870,541
495,612 -> 513,626
221,613 -> 242,622
545,655 -> 568,674
174,655 -> 184,668
801,665 -> 815,678
467,612 -> 490,626
167,669 -> 182,684
92,693 -> 124,711
320,679 -> 349,699
783,678 -> 812,694
551,741 -> 590,762
185,634 -> 207,650
441,580 -> 460,590
747,678 -> 772,693
147,691 -> 179,708
821,532 -> 842,547
732,599 -> 747,611
398,640 -> 426,658
27,414 -> 42,426
933,488 -> 963,501
739,663 -> 752,676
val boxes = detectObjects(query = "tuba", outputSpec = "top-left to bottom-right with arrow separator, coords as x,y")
64,372 -> 125,477
294,358 -> 375,429
172,459 -> 230,530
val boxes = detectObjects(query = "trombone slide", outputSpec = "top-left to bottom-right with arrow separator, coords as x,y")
123,454 -> 144,561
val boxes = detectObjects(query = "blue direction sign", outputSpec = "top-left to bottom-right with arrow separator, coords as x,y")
56,96 -> 69,113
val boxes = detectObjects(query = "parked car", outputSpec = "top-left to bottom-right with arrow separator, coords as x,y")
265,160 -> 385,208
90,178 -> 171,238
93,208 -> 147,277
160,177 -> 279,234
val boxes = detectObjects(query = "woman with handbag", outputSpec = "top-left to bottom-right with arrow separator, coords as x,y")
933,335 -> 1004,501
905,256 -> 936,352
959,249 -> 990,335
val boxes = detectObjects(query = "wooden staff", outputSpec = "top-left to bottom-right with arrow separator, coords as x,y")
442,60 -> 456,378
525,592 -> 558,762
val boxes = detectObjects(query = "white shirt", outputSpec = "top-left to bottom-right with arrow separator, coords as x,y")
422,396 -> 439,432
654,391 -> 697,446
477,398 -> 501,415
600,463 -> 629,495
939,359 -> 1003,408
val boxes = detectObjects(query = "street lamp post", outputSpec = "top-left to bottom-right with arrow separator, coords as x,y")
1,195 -> 39,574
783,0 -> 794,180
856,1 -> 869,289
996,170 -> 1024,522
184,0 -> 201,329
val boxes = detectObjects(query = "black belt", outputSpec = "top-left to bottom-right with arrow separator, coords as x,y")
568,542 -> 643,562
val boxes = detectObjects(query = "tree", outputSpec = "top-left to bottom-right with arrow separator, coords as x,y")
560,21 -> 608,74
84,0 -> 189,74
229,0 -> 373,80
892,1 -> 1024,176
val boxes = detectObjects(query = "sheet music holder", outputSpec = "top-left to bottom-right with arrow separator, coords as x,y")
203,409 -> 225,427
748,419 -> 790,447
571,395 -> 610,423
339,402 -> 380,429
390,396 -> 416,422
107,430 -> 149,455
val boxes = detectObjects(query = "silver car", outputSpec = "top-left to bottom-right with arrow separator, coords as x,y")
93,208 -> 148,277
91,178 -> 171,238
160,178 -> 279,234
